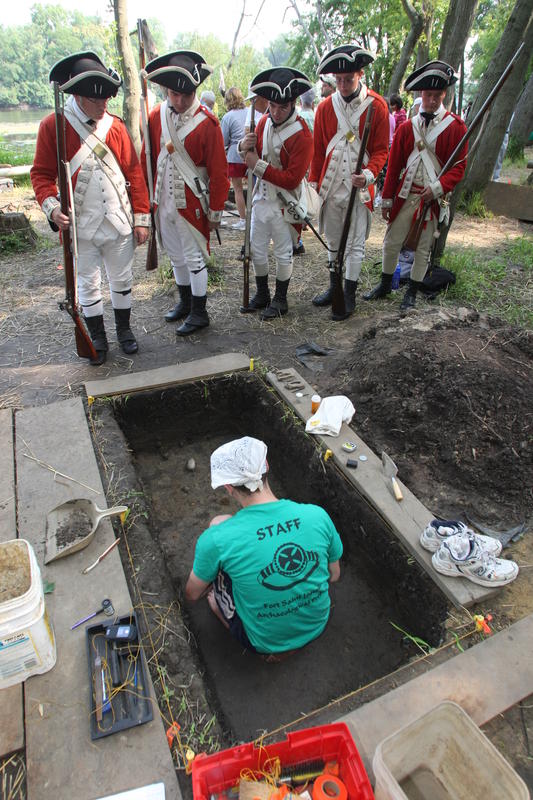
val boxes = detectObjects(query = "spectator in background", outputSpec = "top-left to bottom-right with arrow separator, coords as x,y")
409,96 -> 422,118
221,87 -> 248,230
390,93 -> 407,130
200,90 -> 216,111
299,87 -> 316,133
320,75 -> 336,99
385,97 -> 395,147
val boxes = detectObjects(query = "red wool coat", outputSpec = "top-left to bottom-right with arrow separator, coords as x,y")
383,113 -> 468,223
142,104 -> 229,242
31,113 -> 149,218
254,113 -> 313,191
309,90 -> 390,209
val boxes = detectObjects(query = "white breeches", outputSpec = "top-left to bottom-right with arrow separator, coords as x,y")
159,209 -> 208,296
251,200 -> 293,282
77,219 -> 134,315
382,194 -> 437,282
323,195 -> 371,282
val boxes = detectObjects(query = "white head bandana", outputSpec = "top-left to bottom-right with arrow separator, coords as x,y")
210,437 -> 268,492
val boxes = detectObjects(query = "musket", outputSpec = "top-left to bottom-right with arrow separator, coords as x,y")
138,18 -> 158,271
240,98 -> 256,313
53,83 -> 98,362
331,103 -> 375,319
402,42 -> 524,252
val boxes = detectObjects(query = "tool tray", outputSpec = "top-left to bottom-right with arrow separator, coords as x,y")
86,611 -> 153,740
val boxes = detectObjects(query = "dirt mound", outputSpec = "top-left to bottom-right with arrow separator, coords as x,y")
321,308 -> 532,526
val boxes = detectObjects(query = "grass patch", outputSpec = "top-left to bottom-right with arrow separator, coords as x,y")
442,236 -> 533,328
0,136 -> 35,166
457,190 -> 491,218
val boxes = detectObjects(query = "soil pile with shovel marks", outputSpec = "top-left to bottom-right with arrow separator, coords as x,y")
320,308 -> 532,526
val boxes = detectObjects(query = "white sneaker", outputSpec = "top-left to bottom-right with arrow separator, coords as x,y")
231,219 -> 246,230
421,518 -> 502,556
432,532 -> 518,587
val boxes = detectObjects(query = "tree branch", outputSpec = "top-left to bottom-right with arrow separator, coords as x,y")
227,0 -> 246,71
288,0 -> 321,64
316,0 -> 332,49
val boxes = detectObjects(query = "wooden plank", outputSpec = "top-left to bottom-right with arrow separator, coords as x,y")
340,614 -> 533,783
483,182 -> 533,222
15,399 -> 180,800
0,409 -> 24,757
85,352 -> 251,399
267,368 -> 496,609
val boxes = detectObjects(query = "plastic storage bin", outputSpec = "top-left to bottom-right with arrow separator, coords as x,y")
372,700 -> 529,799
0,539 -> 56,688
192,722 -> 374,800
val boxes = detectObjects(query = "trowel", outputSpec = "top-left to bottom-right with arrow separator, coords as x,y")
44,498 -> 128,564
382,452 -> 403,502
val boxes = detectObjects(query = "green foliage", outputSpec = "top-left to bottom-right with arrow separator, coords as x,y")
170,32 -> 268,115
441,237 -> 533,328
0,4 -> 115,109
457,190 -> 491,218
284,0 -> 450,94
0,231 -> 34,255
506,134 -> 524,163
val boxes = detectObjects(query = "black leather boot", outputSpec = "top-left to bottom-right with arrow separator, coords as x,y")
400,279 -> 421,312
84,314 -> 108,366
241,275 -> 270,313
260,279 -> 289,319
176,294 -> 210,336
312,270 -> 336,307
332,279 -> 357,321
165,284 -> 192,321
363,272 -> 393,300
114,308 -> 138,354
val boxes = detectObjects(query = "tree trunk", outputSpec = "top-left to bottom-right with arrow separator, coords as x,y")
438,0 -> 479,109
386,0 -> 424,95
433,0 -> 533,263
113,0 -> 141,154
510,72 -> 533,147
460,0 -> 533,195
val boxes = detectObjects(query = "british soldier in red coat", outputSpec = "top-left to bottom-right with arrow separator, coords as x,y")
141,50 -> 229,336
309,45 -> 390,320
31,52 -> 150,365
364,60 -> 468,311
238,67 -> 314,319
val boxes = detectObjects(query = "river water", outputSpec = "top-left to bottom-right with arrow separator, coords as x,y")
0,108 -> 51,152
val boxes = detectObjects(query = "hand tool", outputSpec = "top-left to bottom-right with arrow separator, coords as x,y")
382,452 -> 403,501
45,498 -> 127,563
71,598 -> 114,630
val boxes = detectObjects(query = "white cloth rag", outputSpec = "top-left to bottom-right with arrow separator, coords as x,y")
305,395 -> 355,436
210,436 -> 267,491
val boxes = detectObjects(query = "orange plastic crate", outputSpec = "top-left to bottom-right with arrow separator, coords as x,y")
191,723 -> 374,800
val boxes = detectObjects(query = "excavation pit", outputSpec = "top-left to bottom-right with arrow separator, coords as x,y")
102,372 -> 448,742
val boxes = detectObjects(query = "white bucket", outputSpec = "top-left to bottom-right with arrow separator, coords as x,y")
0,539 -> 57,689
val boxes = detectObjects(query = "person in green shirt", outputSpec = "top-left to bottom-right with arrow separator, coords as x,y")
185,437 -> 342,662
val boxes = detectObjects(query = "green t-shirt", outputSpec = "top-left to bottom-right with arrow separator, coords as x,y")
192,499 -> 343,653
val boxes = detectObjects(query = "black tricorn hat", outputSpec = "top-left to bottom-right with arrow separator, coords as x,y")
49,52 -> 121,98
249,67 -> 313,103
318,45 -> 374,75
404,60 -> 458,91
143,51 -> 212,93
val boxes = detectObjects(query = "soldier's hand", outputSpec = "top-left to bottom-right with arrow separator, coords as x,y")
51,207 -> 70,231
208,219 -> 220,231
245,151 -> 259,170
241,132 -> 257,151
351,173 -> 366,188
134,226 -> 149,245
420,186 -> 434,202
